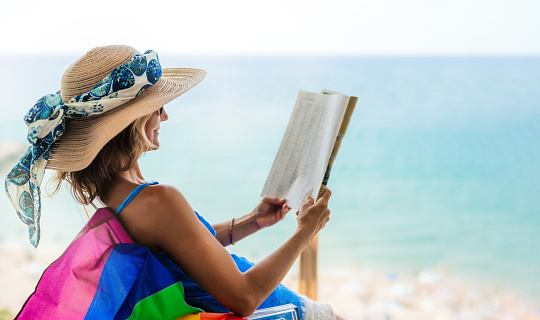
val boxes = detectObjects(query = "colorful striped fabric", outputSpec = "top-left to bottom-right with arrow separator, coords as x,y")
17,208 -> 245,320
178,313 -> 244,320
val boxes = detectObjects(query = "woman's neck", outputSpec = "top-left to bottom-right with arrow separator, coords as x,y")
100,162 -> 149,207
115,162 -> 147,184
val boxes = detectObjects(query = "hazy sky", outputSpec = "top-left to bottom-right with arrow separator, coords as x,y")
1,0 -> 539,55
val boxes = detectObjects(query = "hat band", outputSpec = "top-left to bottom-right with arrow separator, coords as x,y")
5,50 -> 162,247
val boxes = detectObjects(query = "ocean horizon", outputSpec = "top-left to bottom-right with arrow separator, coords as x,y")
1,55 -> 539,306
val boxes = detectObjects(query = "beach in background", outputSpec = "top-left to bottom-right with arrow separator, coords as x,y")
0,55 -> 539,319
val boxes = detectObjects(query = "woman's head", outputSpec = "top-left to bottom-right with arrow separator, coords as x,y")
54,107 -> 167,205
47,46 -> 205,172
6,45 -> 205,247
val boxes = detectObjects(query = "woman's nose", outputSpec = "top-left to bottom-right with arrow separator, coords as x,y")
161,108 -> 169,121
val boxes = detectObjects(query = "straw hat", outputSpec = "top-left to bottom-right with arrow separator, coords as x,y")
46,45 -> 206,172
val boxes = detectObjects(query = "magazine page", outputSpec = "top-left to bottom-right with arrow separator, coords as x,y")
261,90 -> 348,210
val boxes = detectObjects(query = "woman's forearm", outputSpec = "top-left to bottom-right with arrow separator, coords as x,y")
213,212 -> 260,246
227,228 -> 313,315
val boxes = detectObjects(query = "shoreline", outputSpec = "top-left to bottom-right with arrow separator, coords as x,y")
1,245 -> 539,319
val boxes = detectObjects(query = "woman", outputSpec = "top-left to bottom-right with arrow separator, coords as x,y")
6,45 -> 338,319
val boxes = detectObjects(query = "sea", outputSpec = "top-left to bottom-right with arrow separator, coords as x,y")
0,55 -> 539,303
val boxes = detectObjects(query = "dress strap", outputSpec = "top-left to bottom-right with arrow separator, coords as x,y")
115,181 -> 159,215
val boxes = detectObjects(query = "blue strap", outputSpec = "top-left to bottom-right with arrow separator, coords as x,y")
115,181 -> 159,215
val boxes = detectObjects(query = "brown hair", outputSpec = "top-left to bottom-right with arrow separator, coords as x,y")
50,113 -> 155,205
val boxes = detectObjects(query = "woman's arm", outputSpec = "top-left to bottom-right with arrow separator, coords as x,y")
122,185 -> 330,317
213,196 -> 290,246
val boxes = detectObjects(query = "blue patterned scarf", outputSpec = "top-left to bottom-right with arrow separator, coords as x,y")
5,50 -> 162,247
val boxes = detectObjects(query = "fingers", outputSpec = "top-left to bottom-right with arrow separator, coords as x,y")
301,194 -> 315,211
321,209 -> 331,229
262,195 -> 286,205
321,208 -> 331,221
309,189 -> 330,211
293,189 -> 333,238
280,204 -> 290,219
317,188 -> 332,204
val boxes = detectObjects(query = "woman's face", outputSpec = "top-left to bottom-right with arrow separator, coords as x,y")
145,107 -> 168,149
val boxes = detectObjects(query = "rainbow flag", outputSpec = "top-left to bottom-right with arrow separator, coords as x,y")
17,208 -> 245,320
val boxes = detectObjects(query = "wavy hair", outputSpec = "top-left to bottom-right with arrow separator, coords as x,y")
50,113 -> 155,205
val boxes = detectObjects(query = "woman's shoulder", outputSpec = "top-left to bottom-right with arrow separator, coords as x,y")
136,183 -> 192,215
145,183 -> 190,203
116,183 -> 196,252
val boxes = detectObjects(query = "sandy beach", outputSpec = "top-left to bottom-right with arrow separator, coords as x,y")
1,244 -> 538,320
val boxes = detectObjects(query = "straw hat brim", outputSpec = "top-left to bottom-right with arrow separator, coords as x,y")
46,68 -> 206,172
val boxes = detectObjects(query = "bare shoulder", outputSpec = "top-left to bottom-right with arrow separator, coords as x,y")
140,184 -> 189,207
129,184 -> 195,223
117,183 -> 197,252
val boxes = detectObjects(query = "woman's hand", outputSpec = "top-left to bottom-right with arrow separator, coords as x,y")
296,189 -> 332,239
212,196 -> 290,245
252,196 -> 290,230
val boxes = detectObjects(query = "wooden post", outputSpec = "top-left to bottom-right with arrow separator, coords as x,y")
298,95 -> 357,300
299,234 -> 318,300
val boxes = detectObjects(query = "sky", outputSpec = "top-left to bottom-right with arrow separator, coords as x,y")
1,0 -> 539,56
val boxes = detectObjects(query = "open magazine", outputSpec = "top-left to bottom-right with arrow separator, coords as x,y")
261,89 -> 357,209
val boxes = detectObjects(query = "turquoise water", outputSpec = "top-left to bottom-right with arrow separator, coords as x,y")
0,55 -> 539,301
